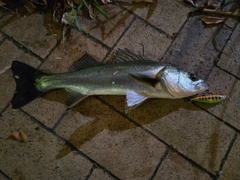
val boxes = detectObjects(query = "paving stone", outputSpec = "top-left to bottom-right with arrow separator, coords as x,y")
197,67 -> 240,130
218,23 -> 240,78
88,168 -> 116,180
55,97 -> 166,180
153,150 -> 212,180
0,40 -> 41,112
120,0 -> 190,35
2,13 -> 58,59
21,31 -> 108,128
162,16 -> 232,78
77,4 -> 134,47
0,107 -> 92,179
112,18 -> 172,61
219,135 -> 240,180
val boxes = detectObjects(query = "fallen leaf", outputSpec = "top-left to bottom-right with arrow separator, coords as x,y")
11,130 -> 28,142
183,0 -> 197,7
201,16 -> 223,24
207,0 -> 223,9
19,130 -> 28,142
22,0 -> 36,13
61,10 -> 75,25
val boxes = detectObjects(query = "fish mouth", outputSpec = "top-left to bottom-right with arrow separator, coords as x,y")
196,81 -> 209,92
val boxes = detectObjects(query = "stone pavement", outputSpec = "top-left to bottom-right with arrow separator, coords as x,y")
0,1 -> 240,179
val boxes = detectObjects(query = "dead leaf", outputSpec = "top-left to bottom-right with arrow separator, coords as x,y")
183,0 -> 197,7
207,0 -> 223,9
11,130 -> 28,142
201,16 -> 223,24
22,0 -> 36,13
61,10 -> 75,25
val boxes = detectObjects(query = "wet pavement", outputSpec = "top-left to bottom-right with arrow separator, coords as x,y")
0,1 -> 240,180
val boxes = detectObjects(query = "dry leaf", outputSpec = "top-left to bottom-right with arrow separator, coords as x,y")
183,0 -> 197,7
61,10 -> 75,25
11,130 -> 28,142
201,16 -> 223,24
19,130 -> 28,142
22,0 -> 36,13
207,0 -> 222,9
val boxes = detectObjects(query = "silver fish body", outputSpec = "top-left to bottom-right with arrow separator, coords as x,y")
11,49 -> 208,111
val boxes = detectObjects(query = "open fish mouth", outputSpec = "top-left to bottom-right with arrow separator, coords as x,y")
196,81 -> 209,92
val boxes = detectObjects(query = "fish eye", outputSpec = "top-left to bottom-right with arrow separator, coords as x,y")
189,73 -> 199,81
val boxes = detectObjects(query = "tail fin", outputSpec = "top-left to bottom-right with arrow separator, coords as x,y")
11,61 -> 45,109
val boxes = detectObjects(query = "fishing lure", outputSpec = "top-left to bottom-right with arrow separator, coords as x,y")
191,95 -> 226,104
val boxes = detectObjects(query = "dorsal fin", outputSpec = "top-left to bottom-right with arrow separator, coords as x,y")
71,54 -> 101,71
114,49 -> 146,63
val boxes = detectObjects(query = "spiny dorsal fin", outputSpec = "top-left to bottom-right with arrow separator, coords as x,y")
71,54 -> 101,71
65,89 -> 87,108
114,49 -> 146,63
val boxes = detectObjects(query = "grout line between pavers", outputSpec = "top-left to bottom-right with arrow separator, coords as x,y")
214,21 -> 239,66
72,27 -> 111,53
51,109 -> 69,131
18,108 -> 122,180
0,169 -> 12,180
0,31 -> 44,63
149,146 -> 169,180
215,132 -> 238,179
102,15 -> 137,62
0,103 -> 10,117
84,164 -> 97,180
203,21 -> 239,80
40,40 -> 61,66
215,64 -> 240,81
158,16 -> 191,62
94,96 -> 216,179
116,3 -> 171,38
194,102 -> 240,133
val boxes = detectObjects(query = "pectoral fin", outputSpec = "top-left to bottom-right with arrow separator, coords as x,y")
128,73 -> 159,88
125,91 -> 148,114
65,89 -> 87,108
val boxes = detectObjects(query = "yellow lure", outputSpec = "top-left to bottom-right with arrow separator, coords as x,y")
191,95 -> 226,104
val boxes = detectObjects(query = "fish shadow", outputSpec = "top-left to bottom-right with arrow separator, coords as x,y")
54,94 -> 218,159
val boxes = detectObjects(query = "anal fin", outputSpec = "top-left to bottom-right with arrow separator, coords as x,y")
125,91 -> 148,114
65,89 -> 87,108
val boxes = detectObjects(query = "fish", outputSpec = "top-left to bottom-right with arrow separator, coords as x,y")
10,49 -> 208,113
191,94 -> 226,104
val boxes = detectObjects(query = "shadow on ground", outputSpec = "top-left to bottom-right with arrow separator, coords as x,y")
42,90 -> 218,159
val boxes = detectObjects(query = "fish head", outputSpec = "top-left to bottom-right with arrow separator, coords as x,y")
160,66 -> 208,98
